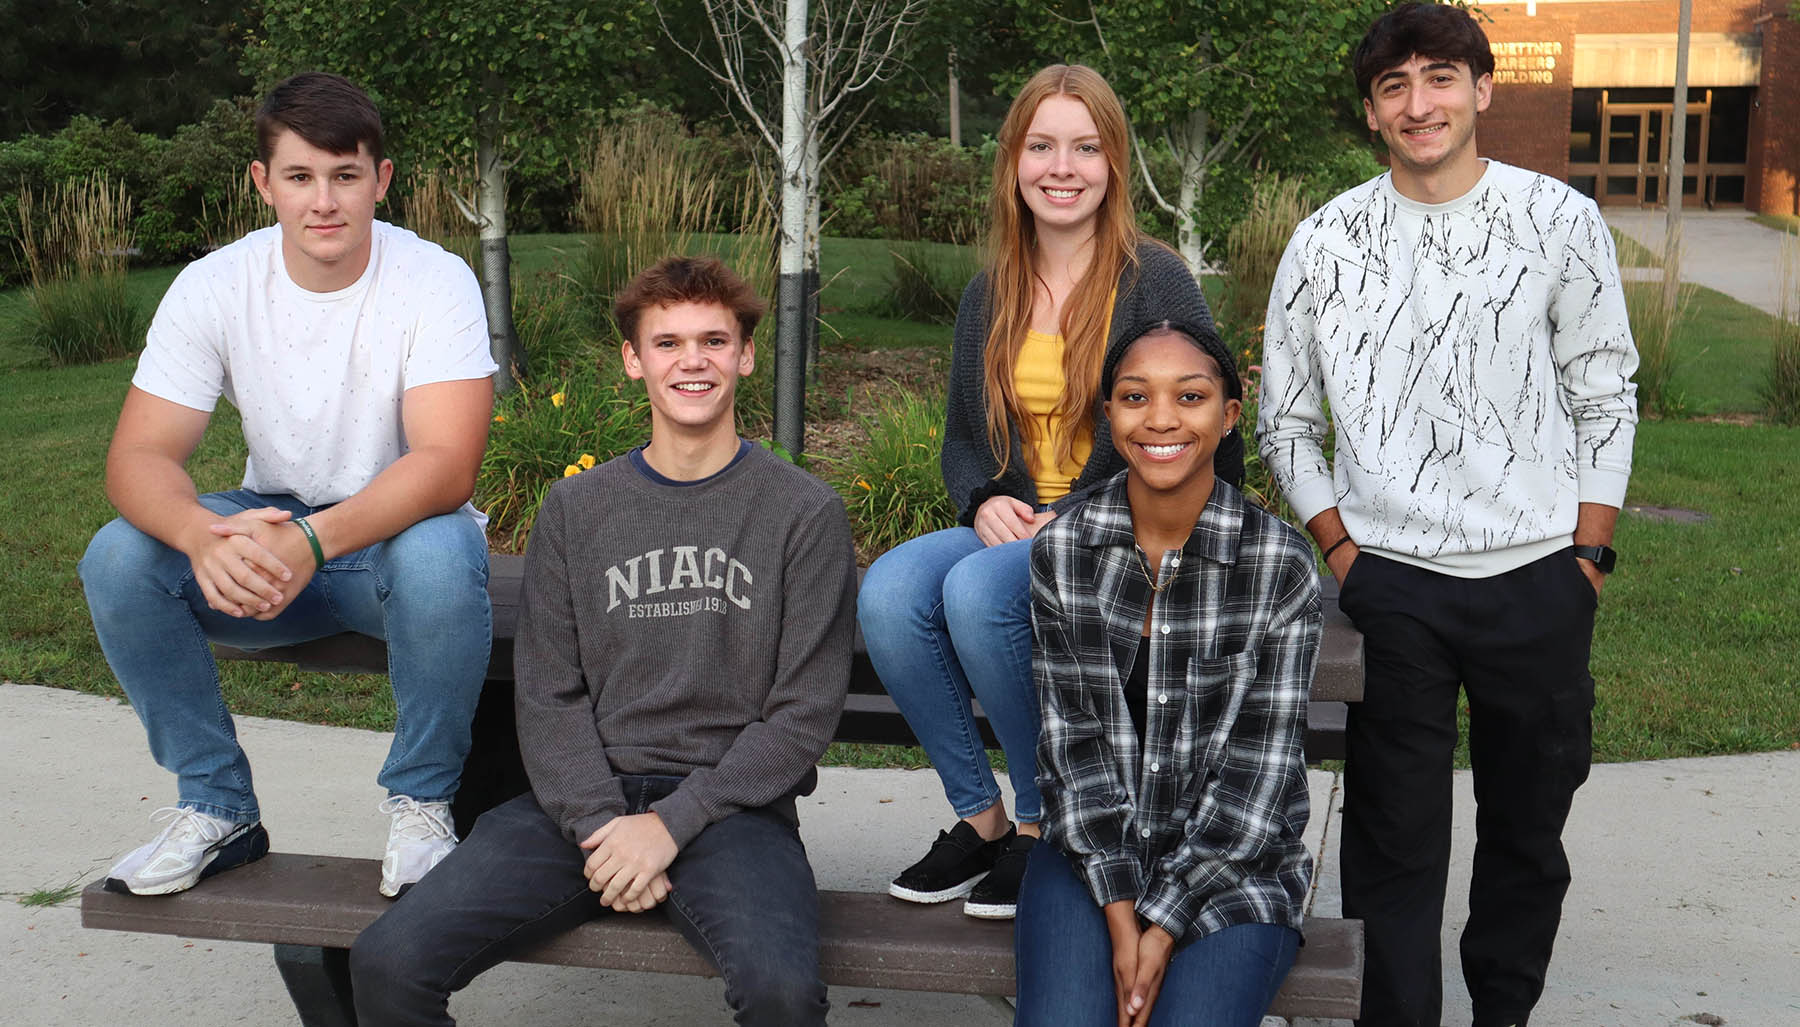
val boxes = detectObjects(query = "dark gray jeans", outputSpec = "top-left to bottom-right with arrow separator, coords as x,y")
349,779 -> 828,1026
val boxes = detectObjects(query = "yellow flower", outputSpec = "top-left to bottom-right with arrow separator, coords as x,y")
855,478 -> 873,491
578,453 -> 596,469
563,464 -> 582,478
551,391 -> 566,408
492,414 -> 506,423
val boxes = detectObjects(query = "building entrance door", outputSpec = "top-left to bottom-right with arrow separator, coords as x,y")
1590,91 -> 1712,208
1600,105 -> 1667,205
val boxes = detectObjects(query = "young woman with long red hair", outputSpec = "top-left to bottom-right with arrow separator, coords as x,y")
857,64 -> 1224,920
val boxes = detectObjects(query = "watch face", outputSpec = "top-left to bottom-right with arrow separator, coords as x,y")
1579,545 -> 1616,574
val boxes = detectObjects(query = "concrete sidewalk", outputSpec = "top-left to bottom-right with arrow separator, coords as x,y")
5,681 -> 1797,1026
1602,209 -> 1796,320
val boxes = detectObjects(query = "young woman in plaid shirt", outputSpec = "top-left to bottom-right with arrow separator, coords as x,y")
1017,321 -> 1321,1026
857,65 -> 1216,922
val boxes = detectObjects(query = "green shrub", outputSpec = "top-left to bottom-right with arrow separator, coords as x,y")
881,242 -> 979,325
1220,176 -> 1314,374
21,274 -> 146,365
827,387 -> 958,555
0,102 -> 260,281
1764,240 -> 1800,427
1627,230 -> 1691,419
12,174 -> 145,365
399,168 -> 477,267
477,358 -> 652,552
141,98 -> 258,259
512,271 -> 596,380
569,107 -> 778,430
824,133 -> 988,243
573,107 -> 735,327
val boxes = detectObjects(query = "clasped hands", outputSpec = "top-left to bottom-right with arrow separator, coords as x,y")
1106,900 -> 1175,1027
973,495 -> 1056,546
580,812 -> 677,914
190,507 -> 315,620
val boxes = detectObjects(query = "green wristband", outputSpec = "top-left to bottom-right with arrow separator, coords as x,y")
293,516 -> 325,571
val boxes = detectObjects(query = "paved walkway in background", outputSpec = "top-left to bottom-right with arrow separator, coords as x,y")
1602,209 -> 1796,320
6,682 -> 1798,1026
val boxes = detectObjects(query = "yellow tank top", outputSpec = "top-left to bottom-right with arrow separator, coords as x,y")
1014,329 -> 1094,502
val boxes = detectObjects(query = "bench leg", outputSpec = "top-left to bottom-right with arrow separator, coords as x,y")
274,944 -> 357,1027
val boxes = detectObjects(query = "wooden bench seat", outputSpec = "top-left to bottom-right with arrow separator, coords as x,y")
81,852 -> 1363,1019
89,551 -> 1365,1023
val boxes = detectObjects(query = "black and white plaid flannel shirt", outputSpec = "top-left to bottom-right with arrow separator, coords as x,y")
1030,472 -> 1320,941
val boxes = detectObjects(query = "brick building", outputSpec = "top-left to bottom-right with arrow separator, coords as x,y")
1475,0 -> 1798,214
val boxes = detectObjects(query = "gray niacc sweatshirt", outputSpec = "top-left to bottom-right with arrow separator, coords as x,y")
513,445 -> 856,848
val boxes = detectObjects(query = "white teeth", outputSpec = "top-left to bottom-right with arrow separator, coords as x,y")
1044,188 -> 1080,198
673,383 -> 713,392
1143,443 -> 1188,457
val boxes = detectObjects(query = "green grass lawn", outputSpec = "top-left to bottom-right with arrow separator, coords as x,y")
1750,212 -> 1798,236
1611,226 -> 1662,268
3,234 -> 1797,764
1633,281 -> 1785,416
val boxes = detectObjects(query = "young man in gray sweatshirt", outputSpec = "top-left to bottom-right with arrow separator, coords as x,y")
349,256 -> 858,1026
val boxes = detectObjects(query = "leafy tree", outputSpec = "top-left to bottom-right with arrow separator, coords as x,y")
250,0 -> 653,386
1022,0 -> 1388,271
0,0 -> 252,137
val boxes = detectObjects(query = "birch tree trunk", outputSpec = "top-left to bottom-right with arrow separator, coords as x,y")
803,126 -> 822,382
1174,107 -> 1209,275
773,0 -> 810,457
475,83 -> 521,391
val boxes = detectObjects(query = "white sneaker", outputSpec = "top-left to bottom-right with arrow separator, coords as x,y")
378,796 -> 456,898
105,807 -> 269,895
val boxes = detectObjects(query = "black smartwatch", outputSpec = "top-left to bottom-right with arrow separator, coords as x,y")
1573,544 -> 1616,574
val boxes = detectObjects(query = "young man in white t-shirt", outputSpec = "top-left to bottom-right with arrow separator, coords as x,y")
1257,5 -> 1638,1025
79,72 -> 498,899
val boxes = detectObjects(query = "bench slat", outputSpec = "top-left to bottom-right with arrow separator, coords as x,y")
215,554 -> 1364,703
81,853 -> 1359,1017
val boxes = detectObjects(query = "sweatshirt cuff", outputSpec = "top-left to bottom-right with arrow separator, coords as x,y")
1284,475 -> 1341,528
958,479 -> 1010,527
563,808 -> 618,848
649,789 -> 708,849
1577,466 -> 1632,508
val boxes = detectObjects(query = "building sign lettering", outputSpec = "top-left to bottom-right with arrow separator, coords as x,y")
1491,41 -> 1562,84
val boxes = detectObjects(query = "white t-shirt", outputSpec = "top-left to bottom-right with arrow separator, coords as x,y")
134,221 -> 497,516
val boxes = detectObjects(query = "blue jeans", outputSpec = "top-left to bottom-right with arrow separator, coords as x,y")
78,489 -> 491,822
350,783 -> 829,1026
1014,844 -> 1300,1027
857,526 -> 1039,823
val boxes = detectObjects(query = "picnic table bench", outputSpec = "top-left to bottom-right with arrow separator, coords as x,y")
82,553 -> 1365,1024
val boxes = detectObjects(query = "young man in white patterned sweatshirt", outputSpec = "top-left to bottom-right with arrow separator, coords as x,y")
1257,5 -> 1638,1026
349,256 -> 857,1026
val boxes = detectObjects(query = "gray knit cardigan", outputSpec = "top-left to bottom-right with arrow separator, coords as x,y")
940,241 -> 1216,524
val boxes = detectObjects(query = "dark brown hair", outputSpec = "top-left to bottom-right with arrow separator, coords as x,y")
256,72 -> 385,165
613,256 -> 766,348
1353,3 -> 1495,100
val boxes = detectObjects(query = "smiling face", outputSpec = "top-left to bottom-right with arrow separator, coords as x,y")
1364,54 -> 1492,198
1015,94 -> 1110,238
621,300 -> 754,441
250,128 -> 392,293
1106,333 -> 1242,502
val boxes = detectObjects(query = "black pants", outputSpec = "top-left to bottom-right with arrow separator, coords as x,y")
1337,549 -> 1596,1027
